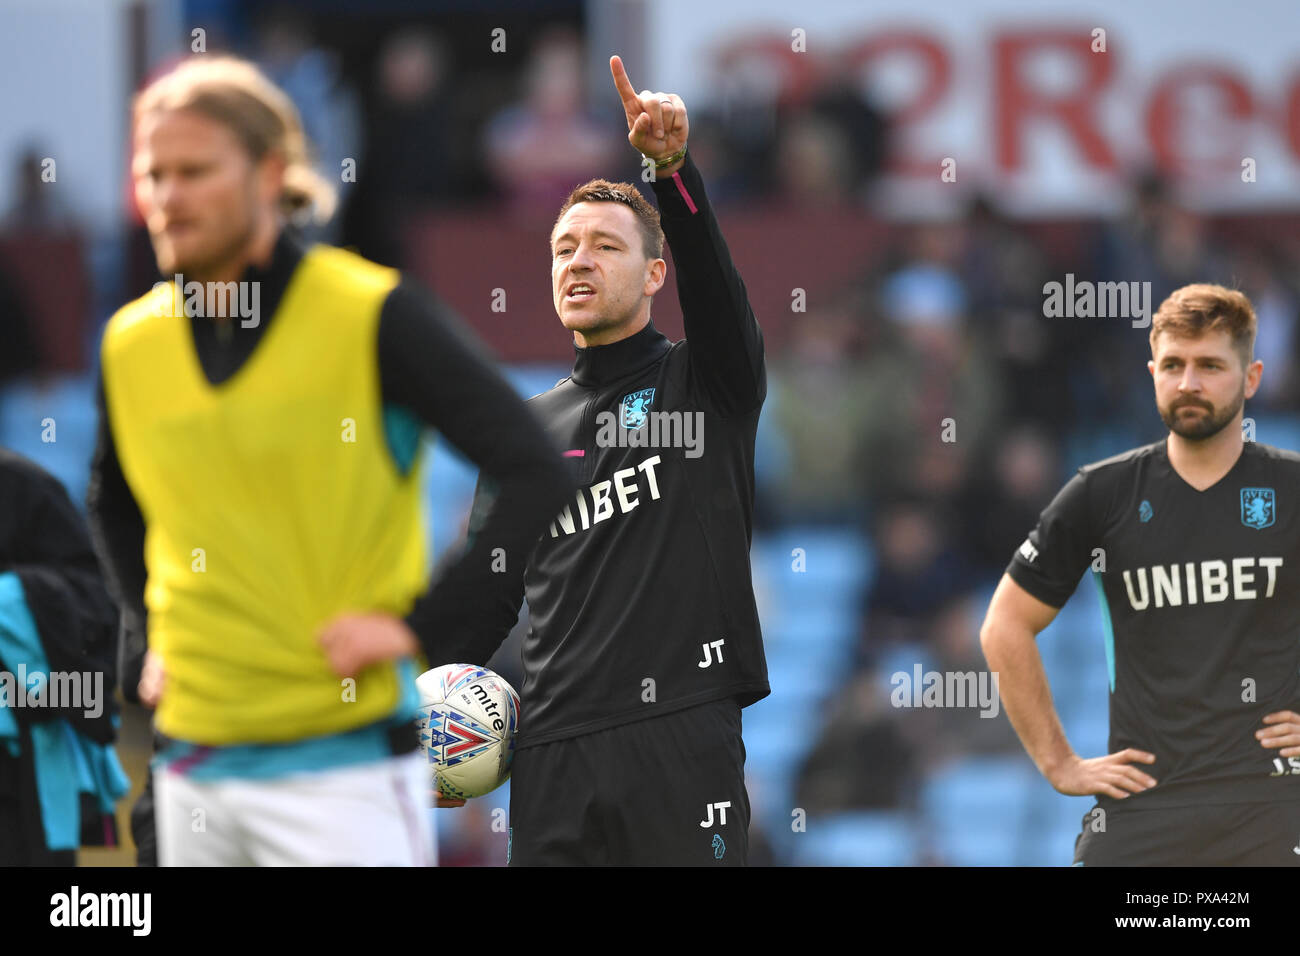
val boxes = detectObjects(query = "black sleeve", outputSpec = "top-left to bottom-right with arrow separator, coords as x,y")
1005,471 -> 1096,609
0,459 -> 120,742
85,376 -> 149,705
379,279 -> 569,666
415,473 -> 527,668
648,150 -> 765,415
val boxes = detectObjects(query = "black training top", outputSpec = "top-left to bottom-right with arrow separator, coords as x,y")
414,152 -> 771,748
1008,438 -> 1300,808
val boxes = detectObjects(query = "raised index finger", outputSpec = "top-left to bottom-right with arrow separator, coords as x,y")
610,55 -> 641,115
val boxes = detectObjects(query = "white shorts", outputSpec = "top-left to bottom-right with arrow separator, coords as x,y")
154,750 -> 436,866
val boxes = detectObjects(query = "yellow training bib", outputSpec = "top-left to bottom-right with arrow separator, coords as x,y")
101,245 -> 428,744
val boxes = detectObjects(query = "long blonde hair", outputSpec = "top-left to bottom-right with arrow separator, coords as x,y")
133,55 -> 336,224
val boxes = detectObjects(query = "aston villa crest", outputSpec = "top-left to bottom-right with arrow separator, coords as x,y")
620,387 -> 655,429
1240,487 -> 1275,530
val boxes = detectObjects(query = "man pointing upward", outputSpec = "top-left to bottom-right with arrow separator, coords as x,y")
418,55 -> 770,865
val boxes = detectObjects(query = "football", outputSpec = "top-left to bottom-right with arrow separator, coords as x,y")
415,664 -> 521,800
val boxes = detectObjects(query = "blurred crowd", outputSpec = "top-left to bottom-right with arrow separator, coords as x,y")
775,175 -> 1300,822
4,8 -> 1300,865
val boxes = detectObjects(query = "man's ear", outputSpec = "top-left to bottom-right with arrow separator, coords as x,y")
1244,358 -> 1264,399
258,150 -> 288,207
644,257 -> 667,297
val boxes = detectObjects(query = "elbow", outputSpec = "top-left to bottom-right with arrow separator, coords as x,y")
978,615 -> 1004,665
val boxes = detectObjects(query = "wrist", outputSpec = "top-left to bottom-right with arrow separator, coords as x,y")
395,619 -> 421,657
1040,749 -> 1076,780
655,159 -> 685,178
643,143 -> 687,177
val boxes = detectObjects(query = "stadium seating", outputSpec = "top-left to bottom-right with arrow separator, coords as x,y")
788,810 -> 921,866
0,374 -> 99,505
919,754 -> 1039,866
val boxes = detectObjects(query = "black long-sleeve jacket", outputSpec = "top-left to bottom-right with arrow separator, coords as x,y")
0,448 -> 122,858
86,230 -> 572,700
0,449 -> 119,742
414,153 -> 770,748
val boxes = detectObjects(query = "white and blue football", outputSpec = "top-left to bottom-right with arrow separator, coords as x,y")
415,664 -> 520,800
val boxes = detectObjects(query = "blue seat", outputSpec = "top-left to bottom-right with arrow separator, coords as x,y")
0,374 -> 99,506
743,738 -> 809,783
764,633 -> 852,679
743,700 -> 822,775
742,696 -> 821,740
1249,413 -> 1300,450
773,598 -> 858,649
1062,710 -> 1110,757
761,649 -> 837,707
788,811 -> 920,866
873,643 -> 938,688
1024,790 -> 1095,866
920,755 -> 1038,865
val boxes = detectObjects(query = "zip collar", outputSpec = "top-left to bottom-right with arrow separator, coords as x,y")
570,320 -> 671,388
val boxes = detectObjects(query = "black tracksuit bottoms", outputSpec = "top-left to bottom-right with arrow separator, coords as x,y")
508,698 -> 749,866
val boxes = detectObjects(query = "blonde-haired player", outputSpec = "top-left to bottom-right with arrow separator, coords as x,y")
87,55 -> 569,866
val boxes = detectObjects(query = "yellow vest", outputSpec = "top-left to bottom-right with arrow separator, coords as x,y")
101,245 -> 428,745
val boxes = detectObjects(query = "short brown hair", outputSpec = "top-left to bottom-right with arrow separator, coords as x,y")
133,55 -> 336,224
1150,283 -> 1257,366
552,180 -> 664,260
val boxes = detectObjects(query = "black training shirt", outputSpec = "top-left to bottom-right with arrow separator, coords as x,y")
415,153 -> 771,748
1008,438 -> 1300,808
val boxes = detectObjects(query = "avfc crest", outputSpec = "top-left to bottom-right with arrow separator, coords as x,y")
1240,487 -> 1275,530
620,387 -> 655,429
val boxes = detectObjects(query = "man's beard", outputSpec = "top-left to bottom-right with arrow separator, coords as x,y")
154,204 -> 257,281
1160,391 -> 1243,440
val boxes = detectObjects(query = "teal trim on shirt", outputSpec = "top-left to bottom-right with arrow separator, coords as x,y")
383,402 -> 424,476
394,656 -> 419,719
0,572 -> 129,851
154,656 -> 425,781
1090,570 -> 1117,693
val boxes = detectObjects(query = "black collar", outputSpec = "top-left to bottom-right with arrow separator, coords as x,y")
234,227 -> 304,317
570,320 -> 671,388
185,228 -> 306,384
178,227 -> 305,319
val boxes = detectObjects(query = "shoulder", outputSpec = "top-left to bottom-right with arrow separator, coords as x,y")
102,284 -> 176,360
1042,440 -> 1163,523
302,244 -> 399,296
1241,440 -> 1300,469
660,337 -> 692,380
0,446 -> 63,502
526,377 -> 578,413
